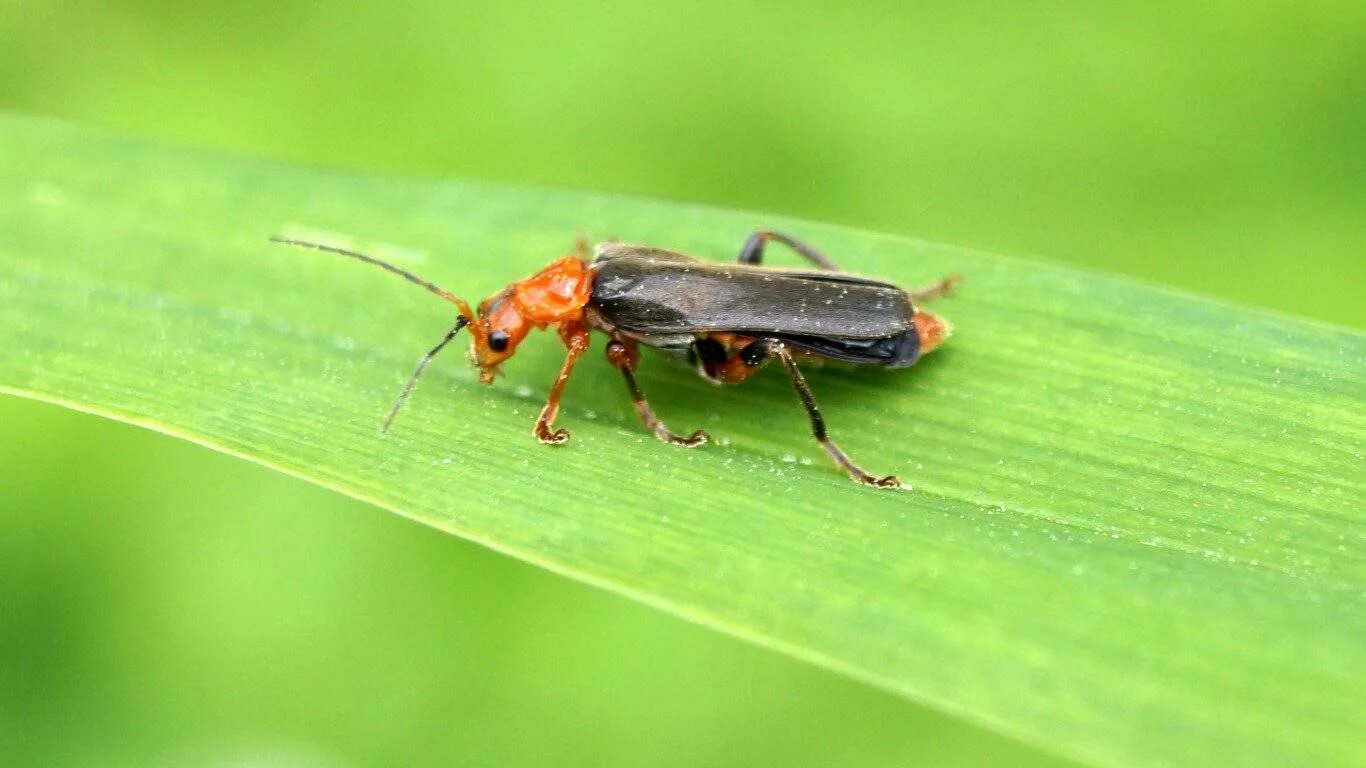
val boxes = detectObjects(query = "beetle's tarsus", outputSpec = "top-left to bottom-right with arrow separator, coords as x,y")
839,461 -> 903,490
536,424 -> 570,445
865,473 -> 903,489
833,458 -> 902,487
659,428 -> 709,447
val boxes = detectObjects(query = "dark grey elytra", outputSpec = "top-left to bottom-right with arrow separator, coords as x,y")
590,243 -> 924,367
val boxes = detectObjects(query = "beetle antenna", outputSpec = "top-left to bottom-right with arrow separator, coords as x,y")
381,315 -> 470,433
269,235 -> 469,310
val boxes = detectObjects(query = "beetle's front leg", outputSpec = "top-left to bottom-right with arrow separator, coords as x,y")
606,338 -> 708,447
533,322 -> 590,445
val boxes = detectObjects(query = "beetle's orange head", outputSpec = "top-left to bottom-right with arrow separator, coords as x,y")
467,256 -> 594,383
469,288 -> 532,383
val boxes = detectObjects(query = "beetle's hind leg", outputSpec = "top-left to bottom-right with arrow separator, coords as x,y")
743,339 -> 901,489
738,230 -> 841,271
606,339 -> 709,447
740,230 -> 960,304
907,273 -> 962,303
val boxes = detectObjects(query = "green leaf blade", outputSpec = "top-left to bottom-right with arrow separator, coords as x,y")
2,115 -> 1362,768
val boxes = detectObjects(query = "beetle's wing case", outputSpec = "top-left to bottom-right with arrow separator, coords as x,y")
590,244 -> 922,367
591,245 -> 913,337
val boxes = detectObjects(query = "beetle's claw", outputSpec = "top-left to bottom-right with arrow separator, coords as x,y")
680,429 -> 709,447
853,472 -> 903,489
652,426 -> 709,447
536,426 -> 570,445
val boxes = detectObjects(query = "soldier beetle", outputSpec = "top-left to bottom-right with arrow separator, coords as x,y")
271,231 -> 955,488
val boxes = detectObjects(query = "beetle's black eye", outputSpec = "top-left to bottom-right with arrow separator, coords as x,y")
488,330 -> 510,353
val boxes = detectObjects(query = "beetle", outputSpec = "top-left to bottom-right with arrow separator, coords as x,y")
271,231 -> 956,488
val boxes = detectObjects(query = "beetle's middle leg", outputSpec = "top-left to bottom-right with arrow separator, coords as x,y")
737,230 -> 841,271
606,338 -> 709,447
741,339 -> 902,489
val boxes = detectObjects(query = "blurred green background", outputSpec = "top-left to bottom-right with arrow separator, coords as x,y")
1,1 -> 1361,765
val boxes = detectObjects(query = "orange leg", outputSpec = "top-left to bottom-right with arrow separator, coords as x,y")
606,339 -> 708,446
534,322 -> 590,444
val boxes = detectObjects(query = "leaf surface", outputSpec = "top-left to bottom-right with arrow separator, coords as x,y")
1,115 -> 1361,768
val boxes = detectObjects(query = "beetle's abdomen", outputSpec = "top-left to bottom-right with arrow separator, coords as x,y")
773,328 -> 921,367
